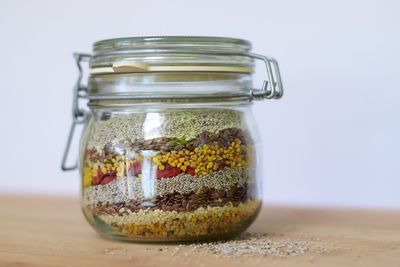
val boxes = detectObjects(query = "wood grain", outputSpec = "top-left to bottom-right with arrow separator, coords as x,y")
0,196 -> 399,267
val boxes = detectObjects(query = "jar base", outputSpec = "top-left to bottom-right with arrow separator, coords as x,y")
84,200 -> 262,243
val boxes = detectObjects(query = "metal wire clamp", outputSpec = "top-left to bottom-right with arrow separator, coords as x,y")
61,53 -> 91,171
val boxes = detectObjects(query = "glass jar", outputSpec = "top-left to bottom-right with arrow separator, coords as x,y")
62,36 -> 283,242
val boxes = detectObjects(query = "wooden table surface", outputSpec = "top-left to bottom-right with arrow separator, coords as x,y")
1,196 -> 399,267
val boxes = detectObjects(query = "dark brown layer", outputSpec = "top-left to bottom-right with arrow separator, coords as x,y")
86,127 -> 250,162
89,185 -> 248,216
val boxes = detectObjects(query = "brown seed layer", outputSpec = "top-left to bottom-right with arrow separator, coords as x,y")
86,128 -> 250,161
89,184 -> 248,216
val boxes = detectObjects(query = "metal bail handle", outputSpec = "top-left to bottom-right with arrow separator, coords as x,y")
61,53 -> 91,171
249,53 -> 284,100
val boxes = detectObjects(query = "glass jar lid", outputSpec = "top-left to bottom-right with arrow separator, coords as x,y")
90,36 -> 255,74
72,36 -> 283,103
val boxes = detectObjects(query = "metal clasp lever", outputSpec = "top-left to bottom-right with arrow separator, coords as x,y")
249,53 -> 283,100
61,53 -> 91,171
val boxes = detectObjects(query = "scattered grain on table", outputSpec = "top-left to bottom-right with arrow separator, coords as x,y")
174,233 -> 331,258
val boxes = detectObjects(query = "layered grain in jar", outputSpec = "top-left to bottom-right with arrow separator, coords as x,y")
81,108 -> 261,241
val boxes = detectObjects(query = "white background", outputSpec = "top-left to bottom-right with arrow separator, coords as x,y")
1,0 -> 399,209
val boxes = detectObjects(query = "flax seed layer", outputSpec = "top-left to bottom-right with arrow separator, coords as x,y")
94,199 -> 261,239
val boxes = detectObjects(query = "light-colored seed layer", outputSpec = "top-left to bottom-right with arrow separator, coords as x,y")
83,167 -> 253,205
87,114 -> 145,150
87,110 -> 243,150
97,200 -> 261,238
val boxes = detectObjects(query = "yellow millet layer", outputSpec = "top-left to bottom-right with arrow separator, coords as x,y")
97,200 -> 261,238
152,139 -> 248,175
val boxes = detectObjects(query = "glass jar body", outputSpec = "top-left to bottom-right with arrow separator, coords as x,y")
80,100 -> 262,242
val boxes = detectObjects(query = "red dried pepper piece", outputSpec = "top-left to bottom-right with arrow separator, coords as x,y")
157,165 -> 182,179
92,175 -> 102,186
186,167 -> 196,176
92,168 -> 105,186
92,169 -> 117,186
129,160 -> 142,175
97,168 -> 104,178
100,173 -> 116,185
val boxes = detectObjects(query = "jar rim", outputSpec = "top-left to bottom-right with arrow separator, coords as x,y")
93,36 -> 252,50
90,36 -> 255,75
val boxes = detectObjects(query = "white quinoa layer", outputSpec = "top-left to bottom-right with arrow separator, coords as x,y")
83,167 -> 252,205
87,110 -> 244,150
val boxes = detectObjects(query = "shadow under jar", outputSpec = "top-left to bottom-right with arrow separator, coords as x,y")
62,36 -> 283,242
